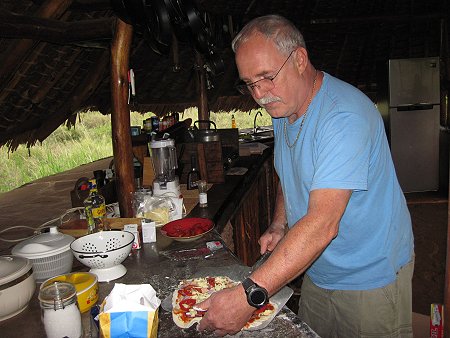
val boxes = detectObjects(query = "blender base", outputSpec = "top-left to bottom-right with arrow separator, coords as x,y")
153,179 -> 184,221
153,179 -> 181,198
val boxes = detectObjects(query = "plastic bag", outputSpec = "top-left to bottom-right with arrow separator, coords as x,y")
133,193 -> 171,226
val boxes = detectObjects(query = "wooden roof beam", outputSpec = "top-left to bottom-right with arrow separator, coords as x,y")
69,0 -> 112,12
34,49 -> 110,142
0,0 -> 73,96
31,0 -> 110,8
0,13 -> 114,44
307,13 -> 445,26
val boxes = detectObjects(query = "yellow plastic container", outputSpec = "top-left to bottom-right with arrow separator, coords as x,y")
41,272 -> 98,313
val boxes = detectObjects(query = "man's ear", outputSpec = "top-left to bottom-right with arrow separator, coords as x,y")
293,47 -> 308,74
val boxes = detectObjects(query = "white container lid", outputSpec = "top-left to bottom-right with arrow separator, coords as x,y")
0,255 -> 33,285
11,227 -> 74,259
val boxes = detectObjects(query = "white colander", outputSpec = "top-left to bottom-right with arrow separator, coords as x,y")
70,231 -> 134,282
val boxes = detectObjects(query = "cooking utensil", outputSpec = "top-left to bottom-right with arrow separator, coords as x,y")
11,227 -> 75,282
0,255 -> 36,321
110,0 -> 133,24
193,120 -> 221,143
251,251 -> 272,272
70,231 -> 134,282
143,0 -> 172,46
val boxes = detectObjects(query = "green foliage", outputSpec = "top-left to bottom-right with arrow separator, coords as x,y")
0,112 -> 114,193
182,107 -> 272,129
0,108 -> 272,193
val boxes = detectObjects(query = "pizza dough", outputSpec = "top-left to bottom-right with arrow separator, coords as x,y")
172,276 -> 277,330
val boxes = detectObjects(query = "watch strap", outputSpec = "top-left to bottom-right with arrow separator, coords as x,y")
242,277 -> 255,293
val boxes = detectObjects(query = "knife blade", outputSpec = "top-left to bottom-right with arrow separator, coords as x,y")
251,251 -> 272,272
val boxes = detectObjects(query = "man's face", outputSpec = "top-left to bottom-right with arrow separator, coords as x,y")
235,33 -> 306,119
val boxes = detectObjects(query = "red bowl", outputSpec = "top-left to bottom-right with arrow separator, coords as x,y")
160,218 -> 214,242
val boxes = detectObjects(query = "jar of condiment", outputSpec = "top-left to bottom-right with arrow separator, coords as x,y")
143,119 -> 152,133
39,282 -> 83,338
198,180 -> 208,208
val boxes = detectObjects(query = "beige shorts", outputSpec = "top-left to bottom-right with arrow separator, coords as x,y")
298,258 -> 414,338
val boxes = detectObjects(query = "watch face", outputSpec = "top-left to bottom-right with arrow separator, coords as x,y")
242,278 -> 268,308
250,289 -> 267,306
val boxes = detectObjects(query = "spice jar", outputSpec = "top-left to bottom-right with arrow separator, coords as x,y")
39,282 -> 83,338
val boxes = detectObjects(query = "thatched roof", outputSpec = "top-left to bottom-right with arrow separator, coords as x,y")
0,0 -> 448,151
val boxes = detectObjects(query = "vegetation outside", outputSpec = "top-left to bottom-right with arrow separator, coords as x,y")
0,108 -> 271,193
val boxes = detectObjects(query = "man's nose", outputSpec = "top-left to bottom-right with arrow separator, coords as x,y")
251,85 -> 266,99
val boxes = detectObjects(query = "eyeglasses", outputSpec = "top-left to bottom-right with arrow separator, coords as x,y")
236,50 -> 295,95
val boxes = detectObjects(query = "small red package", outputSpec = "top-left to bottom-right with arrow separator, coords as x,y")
430,303 -> 444,338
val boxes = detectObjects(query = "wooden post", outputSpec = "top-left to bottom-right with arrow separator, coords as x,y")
195,52 -> 209,126
111,18 -> 134,217
445,156 -> 450,337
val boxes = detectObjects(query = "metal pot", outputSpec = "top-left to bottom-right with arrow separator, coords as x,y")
193,120 -> 221,143
0,255 -> 36,321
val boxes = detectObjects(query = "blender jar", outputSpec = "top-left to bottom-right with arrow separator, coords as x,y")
149,138 -> 178,186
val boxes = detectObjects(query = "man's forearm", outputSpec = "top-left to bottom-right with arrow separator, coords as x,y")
270,182 -> 288,230
250,189 -> 352,297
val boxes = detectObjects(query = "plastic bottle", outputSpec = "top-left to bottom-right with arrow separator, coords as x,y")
231,114 -> 237,129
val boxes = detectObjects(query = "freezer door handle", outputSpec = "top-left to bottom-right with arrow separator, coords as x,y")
397,104 -> 434,111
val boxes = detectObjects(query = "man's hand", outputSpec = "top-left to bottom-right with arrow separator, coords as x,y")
259,223 -> 286,254
196,285 -> 255,336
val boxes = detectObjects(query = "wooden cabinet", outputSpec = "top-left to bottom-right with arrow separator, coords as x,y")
187,147 -> 278,267
230,154 -> 278,266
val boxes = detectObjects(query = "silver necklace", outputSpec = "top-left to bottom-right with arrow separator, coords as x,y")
284,70 -> 318,148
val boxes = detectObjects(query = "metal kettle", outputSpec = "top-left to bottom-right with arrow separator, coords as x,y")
192,120 -> 221,143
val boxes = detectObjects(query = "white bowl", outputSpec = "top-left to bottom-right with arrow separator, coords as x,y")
70,231 -> 134,282
0,256 -> 36,321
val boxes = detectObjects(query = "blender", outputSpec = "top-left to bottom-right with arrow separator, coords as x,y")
148,138 -> 181,197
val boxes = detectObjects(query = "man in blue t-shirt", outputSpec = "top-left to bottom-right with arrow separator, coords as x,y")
197,15 -> 414,337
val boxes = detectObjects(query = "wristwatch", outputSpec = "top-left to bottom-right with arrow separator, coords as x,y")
242,278 -> 269,308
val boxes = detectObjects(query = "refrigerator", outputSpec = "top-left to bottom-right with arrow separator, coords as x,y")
388,57 -> 440,192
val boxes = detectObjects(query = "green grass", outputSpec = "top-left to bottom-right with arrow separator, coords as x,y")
0,108 -> 271,193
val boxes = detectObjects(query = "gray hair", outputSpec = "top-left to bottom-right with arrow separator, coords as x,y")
231,15 -> 306,55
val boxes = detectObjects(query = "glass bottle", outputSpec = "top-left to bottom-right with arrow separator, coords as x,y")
84,179 -> 106,233
198,180 -> 208,208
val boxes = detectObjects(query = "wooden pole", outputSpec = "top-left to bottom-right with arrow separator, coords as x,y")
110,18 -> 134,217
195,52 -> 209,125
445,156 -> 450,337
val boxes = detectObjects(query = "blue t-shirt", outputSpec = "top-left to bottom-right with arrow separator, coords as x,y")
273,72 -> 414,290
